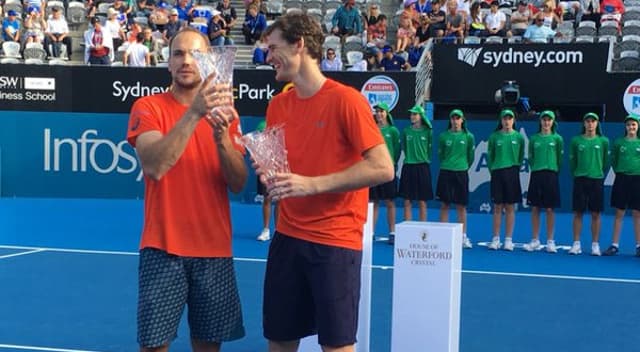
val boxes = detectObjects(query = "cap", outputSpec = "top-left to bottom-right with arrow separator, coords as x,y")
90,16 -> 101,24
409,104 -> 432,128
7,9 -> 17,16
517,0 -> 527,5
374,102 -> 394,125
500,108 -> 515,118
539,110 -> 555,120
27,6 -> 39,14
624,114 -> 640,123
51,6 -> 60,11
449,109 -> 464,119
382,45 -> 393,54
490,0 -> 499,6
583,112 -> 599,121
107,8 -> 118,16
170,8 -> 179,15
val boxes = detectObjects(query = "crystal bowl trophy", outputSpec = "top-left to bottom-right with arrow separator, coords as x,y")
241,125 -> 290,187
191,46 -> 237,115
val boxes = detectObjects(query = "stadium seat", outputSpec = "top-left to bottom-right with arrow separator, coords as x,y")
598,21 -> 619,36
2,42 -> 21,58
24,58 -> 44,64
485,36 -> 503,44
49,58 -> 68,65
346,50 -> 363,66
576,20 -> 597,36
0,57 -> 20,64
622,20 -> 640,36
67,1 -> 86,28
575,35 -> 595,42
23,43 -> 48,61
616,50 -> 640,71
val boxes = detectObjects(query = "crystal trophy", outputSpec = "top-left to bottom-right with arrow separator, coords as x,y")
191,46 -> 237,115
241,125 -> 290,185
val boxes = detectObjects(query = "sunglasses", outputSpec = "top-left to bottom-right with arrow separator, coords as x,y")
327,52 -> 335,55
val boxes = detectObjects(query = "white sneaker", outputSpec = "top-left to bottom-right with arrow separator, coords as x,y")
503,238 -> 514,251
488,237 -> 501,250
591,243 -> 601,256
523,239 -> 542,252
545,240 -> 558,253
568,241 -> 582,255
257,228 -> 271,241
463,236 -> 473,249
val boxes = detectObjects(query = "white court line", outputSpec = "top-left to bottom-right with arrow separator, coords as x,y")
0,344 -> 102,352
0,249 -> 45,259
1,244 -> 639,284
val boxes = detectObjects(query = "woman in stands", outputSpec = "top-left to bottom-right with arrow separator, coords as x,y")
487,109 -> 524,251
399,105 -> 433,229
524,111 -> 564,253
395,15 -> 416,52
468,1 -> 487,37
603,115 -> 640,256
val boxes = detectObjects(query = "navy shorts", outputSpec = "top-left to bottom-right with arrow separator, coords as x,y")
436,169 -> 469,206
137,248 -> 245,348
490,166 -> 522,204
398,162 -> 434,201
263,233 -> 362,347
526,170 -> 560,209
369,178 -> 397,201
611,173 -> 640,211
572,176 -> 604,213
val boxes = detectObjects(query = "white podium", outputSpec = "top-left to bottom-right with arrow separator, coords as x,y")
391,221 -> 463,352
299,203 -> 373,352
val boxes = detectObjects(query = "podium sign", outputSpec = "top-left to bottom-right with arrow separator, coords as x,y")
391,221 -> 463,352
299,203 -> 373,351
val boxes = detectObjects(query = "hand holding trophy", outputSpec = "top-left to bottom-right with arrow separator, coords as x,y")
191,46 -> 237,122
241,124 -> 290,189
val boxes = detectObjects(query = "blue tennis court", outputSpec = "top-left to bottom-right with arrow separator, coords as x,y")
1,198 -> 639,352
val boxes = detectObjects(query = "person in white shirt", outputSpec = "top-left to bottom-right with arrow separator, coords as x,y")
124,32 -> 151,67
44,6 -> 72,58
484,0 -> 509,36
320,48 -> 343,71
84,16 -> 114,65
105,8 -> 127,52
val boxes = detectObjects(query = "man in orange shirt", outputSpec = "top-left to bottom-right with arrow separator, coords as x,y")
126,27 -> 247,352
258,13 -> 394,352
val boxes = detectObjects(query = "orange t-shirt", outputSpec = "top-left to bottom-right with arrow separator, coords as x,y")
266,79 -> 384,250
127,92 -> 244,257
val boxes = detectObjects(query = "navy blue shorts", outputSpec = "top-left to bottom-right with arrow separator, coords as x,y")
436,169 -> 469,206
369,178 -> 397,201
398,162 -> 433,201
263,233 -> 362,347
526,170 -> 560,209
490,166 -> 522,204
137,248 -> 245,348
611,173 -> 640,211
572,176 -> 604,213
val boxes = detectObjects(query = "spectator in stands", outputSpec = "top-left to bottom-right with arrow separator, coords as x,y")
209,10 -> 233,46
484,0 -> 509,36
112,0 -> 132,25
414,13 -> 431,45
44,6 -> 72,58
175,0 -> 194,22
367,14 -> 387,47
106,8 -> 126,52
331,0 -> 363,38
23,0 -> 45,16
365,3 -> 383,34
468,1 -> 487,36
2,10 -> 21,43
412,0 -> 432,23
242,4 -> 266,44
445,0 -> 465,43
124,31 -> 150,66
320,47 -> 343,71
456,0 -> 472,20
380,44 -> 410,71
541,0 -> 562,28
136,0 -> 155,18
84,16 -> 113,65
149,0 -> 170,31
523,12 -> 560,42
252,34 -> 269,65
162,8 -> 185,42
141,27 -> 160,64
128,21 -> 143,42
22,6 -> 46,45
396,15 -> 416,52
427,0 -> 446,38
510,1 -> 532,36
217,0 -> 237,36
600,0 -> 624,29
348,46 -> 380,71
558,0 -> 581,20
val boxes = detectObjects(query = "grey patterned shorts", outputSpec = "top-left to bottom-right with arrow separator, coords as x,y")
137,248 -> 245,348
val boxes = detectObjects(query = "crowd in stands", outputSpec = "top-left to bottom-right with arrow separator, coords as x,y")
0,0 -> 638,68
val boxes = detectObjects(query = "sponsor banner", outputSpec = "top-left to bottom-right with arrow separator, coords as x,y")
623,78 -> 640,116
431,43 -> 633,120
0,110 -> 622,214
0,65 -> 416,116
